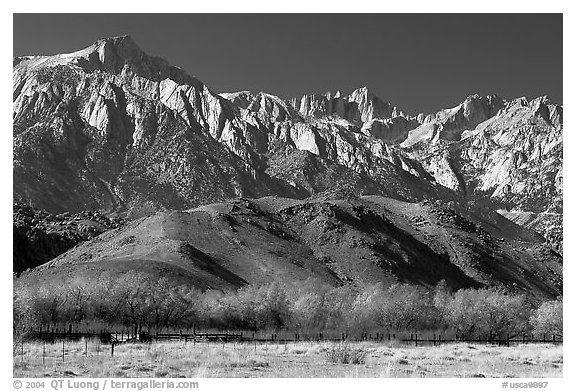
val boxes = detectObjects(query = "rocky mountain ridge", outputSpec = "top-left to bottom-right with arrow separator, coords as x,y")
13,35 -> 563,253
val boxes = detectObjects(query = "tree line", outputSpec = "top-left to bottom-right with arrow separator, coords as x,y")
13,272 -> 562,343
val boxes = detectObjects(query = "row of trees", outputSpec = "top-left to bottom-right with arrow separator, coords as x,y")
14,271 -> 562,341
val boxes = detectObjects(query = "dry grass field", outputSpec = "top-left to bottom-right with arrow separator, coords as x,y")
13,340 -> 562,378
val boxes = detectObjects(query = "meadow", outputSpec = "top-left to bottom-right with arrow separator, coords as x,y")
13,340 -> 562,378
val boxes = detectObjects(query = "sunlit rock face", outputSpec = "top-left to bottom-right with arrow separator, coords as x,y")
14,36 -> 562,248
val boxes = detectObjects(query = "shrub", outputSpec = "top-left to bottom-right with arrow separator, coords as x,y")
325,343 -> 367,365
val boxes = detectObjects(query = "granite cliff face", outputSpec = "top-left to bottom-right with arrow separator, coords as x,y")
13,36 -> 562,253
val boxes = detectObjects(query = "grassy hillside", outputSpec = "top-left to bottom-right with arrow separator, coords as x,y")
20,194 -> 561,299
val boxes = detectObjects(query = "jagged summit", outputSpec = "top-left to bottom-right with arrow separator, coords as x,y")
76,35 -> 157,75
400,94 -> 508,147
247,92 -> 303,122
15,35 -> 141,69
348,86 -> 375,102
219,90 -> 255,109
287,86 -> 406,127
83,35 -> 145,67
83,35 -> 142,56
96,34 -> 138,47
14,35 -> 198,85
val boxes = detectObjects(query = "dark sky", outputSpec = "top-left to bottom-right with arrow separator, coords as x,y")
13,14 -> 563,115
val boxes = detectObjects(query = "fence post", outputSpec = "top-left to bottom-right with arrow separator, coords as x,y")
415,333 -> 418,347
111,341 -> 115,357
62,340 -> 65,362
43,340 -> 46,365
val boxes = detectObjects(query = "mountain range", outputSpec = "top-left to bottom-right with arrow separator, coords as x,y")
13,36 -> 563,298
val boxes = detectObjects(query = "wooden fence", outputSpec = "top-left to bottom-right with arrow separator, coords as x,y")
400,332 -> 562,347
26,329 -> 562,346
